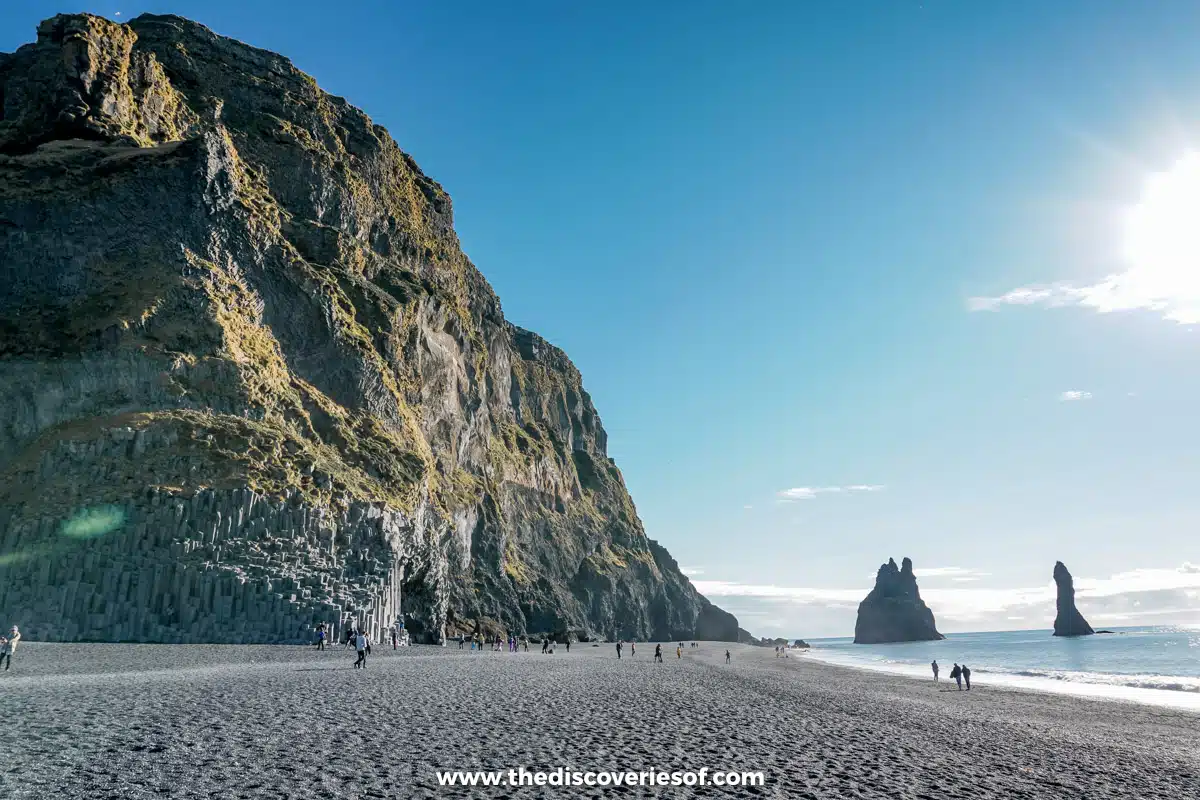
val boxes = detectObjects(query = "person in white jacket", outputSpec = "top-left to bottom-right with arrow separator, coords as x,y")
354,632 -> 370,669
1,626 -> 20,671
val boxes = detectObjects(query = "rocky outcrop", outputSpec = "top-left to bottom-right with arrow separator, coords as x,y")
0,14 -> 739,645
853,557 -> 944,644
793,639 -> 810,649
1052,561 -> 1094,637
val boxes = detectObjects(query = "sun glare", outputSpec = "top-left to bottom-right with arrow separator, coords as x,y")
1118,152 -> 1200,322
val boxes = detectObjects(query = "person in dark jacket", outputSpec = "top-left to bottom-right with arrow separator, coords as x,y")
962,664 -> 972,690
950,663 -> 962,690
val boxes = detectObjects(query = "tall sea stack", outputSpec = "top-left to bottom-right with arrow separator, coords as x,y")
854,557 -> 945,644
0,14 -> 739,645
1052,561 -> 1094,637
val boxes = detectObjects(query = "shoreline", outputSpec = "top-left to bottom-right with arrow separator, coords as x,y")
800,646 -> 1200,712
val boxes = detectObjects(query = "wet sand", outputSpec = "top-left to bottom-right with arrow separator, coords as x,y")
0,641 -> 1196,798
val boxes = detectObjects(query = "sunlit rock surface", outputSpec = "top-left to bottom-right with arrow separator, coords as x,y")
0,13 -> 738,645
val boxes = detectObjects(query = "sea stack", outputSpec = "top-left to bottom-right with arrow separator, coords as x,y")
854,557 -> 945,644
1052,561 -> 1094,637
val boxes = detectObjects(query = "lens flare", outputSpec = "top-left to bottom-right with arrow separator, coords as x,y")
60,505 -> 126,539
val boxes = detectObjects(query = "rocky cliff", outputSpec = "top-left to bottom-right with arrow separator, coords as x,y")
0,13 -> 738,646
853,557 -> 944,644
1052,561 -> 1094,637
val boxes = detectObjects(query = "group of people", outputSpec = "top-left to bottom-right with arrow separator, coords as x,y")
0,626 -> 19,671
311,621 -> 409,669
931,659 -> 972,690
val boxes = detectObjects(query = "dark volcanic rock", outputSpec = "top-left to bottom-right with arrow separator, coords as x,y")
854,557 -> 945,644
1052,561 -> 1094,637
0,14 -> 738,646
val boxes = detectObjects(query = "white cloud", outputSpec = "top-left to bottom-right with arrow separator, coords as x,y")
777,485 -> 884,502
743,505 -> 753,510
912,566 -> 990,579
696,562 -> 1200,637
1059,390 -> 1092,401
680,567 -> 705,577
968,153 -> 1200,325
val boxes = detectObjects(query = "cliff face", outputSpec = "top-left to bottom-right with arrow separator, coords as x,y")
0,14 -> 738,645
1052,561 -> 1094,637
853,557 -> 944,644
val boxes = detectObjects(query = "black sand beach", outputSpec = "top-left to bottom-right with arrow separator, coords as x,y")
1,642 -> 1196,798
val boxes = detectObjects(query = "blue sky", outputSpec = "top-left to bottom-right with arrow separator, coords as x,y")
7,1 -> 1200,636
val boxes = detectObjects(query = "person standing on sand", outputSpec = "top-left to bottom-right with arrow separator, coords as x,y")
725,650 -> 730,664
565,639 -> 570,653
931,660 -> 939,682
0,629 -> 13,671
654,644 -> 663,663
616,641 -> 622,659
950,663 -> 962,690
962,664 -> 972,690
630,642 -> 635,657
315,623 -> 326,651
676,645 -> 682,659
354,631 -> 369,669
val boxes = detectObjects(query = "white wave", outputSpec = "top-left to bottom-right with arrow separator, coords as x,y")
803,648 -> 1200,711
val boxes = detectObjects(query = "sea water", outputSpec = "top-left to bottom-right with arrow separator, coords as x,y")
803,626 -> 1200,711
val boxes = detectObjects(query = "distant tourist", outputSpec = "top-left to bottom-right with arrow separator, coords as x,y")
391,626 -> 398,650
950,663 -> 962,690
354,631 -> 369,669
654,643 -> 663,663
931,660 -> 939,682
962,664 -> 972,691
676,645 -> 681,659
616,641 -> 622,659
0,626 -> 16,670
725,649 -> 730,664
565,639 -> 570,653
458,634 -> 465,650
774,646 -> 780,658
541,638 -> 549,654
315,623 -> 327,651
630,642 -> 635,657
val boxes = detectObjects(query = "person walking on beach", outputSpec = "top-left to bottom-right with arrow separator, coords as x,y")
0,627 -> 15,670
565,639 -> 570,653
616,641 -> 623,659
950,663 -> 962,690
962,664 -> 972,690
315,623 -> 327,651
354,631 -> 369,669
541,638 -> 548,654
654,643 -> 663,663
630,642 -> 635,657
725,649 -> 731,664
676,645 -> 682,659
931,660 -> 939,682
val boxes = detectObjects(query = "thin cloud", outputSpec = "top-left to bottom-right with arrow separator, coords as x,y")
1059,390 -> 1092,401
912,567 -> 990,579
743,505 -> 753,510
968,153 -> 1200,325
680,567 -> 705,577
777,485 -> 884,502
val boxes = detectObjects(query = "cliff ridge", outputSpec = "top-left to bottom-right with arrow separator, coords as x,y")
0,13 -> 738,645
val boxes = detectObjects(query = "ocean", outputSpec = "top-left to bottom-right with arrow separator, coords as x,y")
803,625 -> 1200,711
